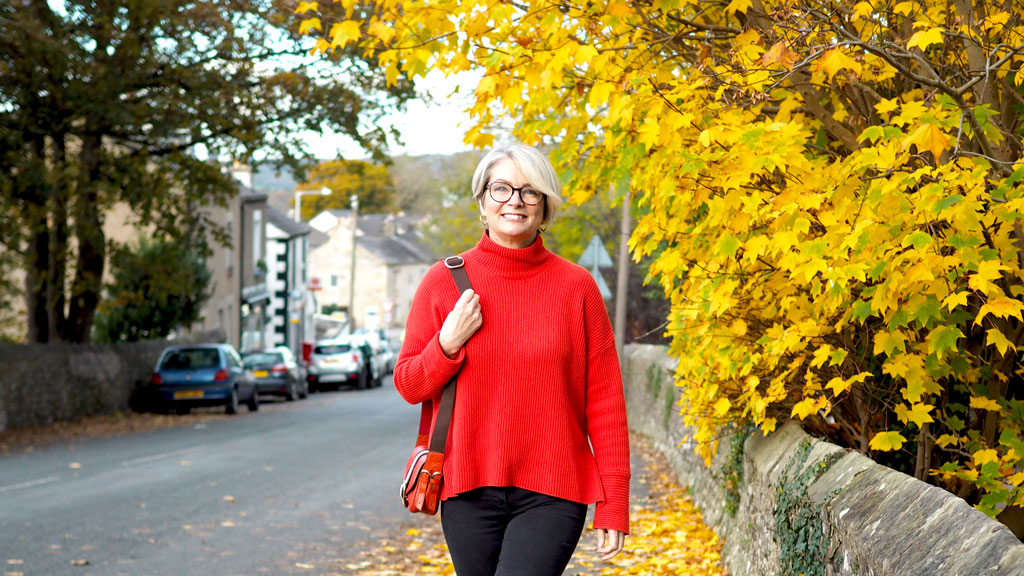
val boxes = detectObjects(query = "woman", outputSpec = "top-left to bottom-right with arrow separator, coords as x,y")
394,143 -> 630,576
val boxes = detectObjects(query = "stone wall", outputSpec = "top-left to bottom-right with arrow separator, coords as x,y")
622,344 -> 1024,576
0,330 -> 224,431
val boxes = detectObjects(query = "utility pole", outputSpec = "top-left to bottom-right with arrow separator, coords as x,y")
348,194 -> 359,332
614,190 -> 631,362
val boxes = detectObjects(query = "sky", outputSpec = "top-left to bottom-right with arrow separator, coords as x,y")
303,70 -> 483,159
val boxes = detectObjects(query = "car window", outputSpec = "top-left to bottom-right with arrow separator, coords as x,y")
243,352 -> 283,367
160,348 -> 220,370
315,344 -> 352,355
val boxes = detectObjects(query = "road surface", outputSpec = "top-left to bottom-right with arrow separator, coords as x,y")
0,377 -> 418,576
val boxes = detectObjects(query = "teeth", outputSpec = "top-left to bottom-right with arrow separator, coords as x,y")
503,214 -> 526,220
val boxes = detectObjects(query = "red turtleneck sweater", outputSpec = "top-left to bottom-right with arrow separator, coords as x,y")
395,232 -> 631,534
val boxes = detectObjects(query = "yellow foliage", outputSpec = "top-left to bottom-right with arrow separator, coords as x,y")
299,0 -> 1024,519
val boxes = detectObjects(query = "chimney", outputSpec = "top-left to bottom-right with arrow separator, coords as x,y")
231,160 -> 253,190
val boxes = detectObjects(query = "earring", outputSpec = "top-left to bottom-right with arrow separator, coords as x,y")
539,220 -> 548,233
479,214 -> 488,227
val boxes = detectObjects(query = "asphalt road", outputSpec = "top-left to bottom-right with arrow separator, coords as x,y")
0,376 -> 420,576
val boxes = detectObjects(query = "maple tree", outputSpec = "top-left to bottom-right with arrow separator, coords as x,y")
295,158 -> 398,217
300,0 -> 1024,520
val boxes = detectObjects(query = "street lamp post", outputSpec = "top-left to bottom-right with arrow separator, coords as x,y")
293,186 -> 332,222
348,194 -> 359,332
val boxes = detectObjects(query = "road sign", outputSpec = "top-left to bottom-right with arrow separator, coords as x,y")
578,235 -> 613,269
592,268 -> 613,299
579,235 -> 614,299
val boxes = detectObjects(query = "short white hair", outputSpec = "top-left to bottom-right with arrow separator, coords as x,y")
470,143 -> 563,224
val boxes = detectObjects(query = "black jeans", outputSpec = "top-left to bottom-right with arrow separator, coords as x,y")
440,486 -> 588,576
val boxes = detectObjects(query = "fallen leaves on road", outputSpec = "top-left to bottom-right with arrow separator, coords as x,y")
0,410 -> 230,456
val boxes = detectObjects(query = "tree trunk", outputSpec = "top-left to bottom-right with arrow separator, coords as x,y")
49,134 -> 70,340
24,137 -> 52,343
66,134 -> 105,343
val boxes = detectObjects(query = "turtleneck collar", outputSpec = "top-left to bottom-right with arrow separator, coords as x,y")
471,230 -> 553,279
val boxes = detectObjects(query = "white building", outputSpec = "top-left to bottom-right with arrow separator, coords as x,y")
264,206 -> 316,356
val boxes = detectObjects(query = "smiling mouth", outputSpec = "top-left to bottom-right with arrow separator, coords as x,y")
502,214 -> 526,220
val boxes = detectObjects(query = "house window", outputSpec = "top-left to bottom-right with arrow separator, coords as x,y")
252,208 -> 263,269
330,275 -> 338,287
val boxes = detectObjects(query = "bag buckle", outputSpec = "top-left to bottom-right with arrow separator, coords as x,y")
444,256 -> 465,269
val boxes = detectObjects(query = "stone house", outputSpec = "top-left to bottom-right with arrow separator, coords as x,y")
308,210 -> 434,333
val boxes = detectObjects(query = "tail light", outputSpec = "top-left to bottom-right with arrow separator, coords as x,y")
352,353 -> 359,364
214,369 -> 229,381
151,373 -> 163,386
271,363 -> 288,375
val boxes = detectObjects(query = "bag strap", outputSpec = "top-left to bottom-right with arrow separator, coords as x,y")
426,255 -> 472,454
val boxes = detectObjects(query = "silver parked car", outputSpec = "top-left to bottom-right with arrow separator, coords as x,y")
307,340 -> 369,391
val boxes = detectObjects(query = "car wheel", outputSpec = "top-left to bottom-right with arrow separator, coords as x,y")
357,369 -> 368,390
247,389 -> 260,412
286,380 -> 297,402
226,387 -> 240,415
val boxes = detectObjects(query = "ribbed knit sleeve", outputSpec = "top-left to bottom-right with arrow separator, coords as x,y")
394,262 -> 465,405
581,278 -> 631,535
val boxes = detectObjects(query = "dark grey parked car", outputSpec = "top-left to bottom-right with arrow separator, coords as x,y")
242,347 -> 308,401
149,344 -> 259,414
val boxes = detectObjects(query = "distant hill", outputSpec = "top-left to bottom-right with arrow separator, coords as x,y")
251,152 -> 479,216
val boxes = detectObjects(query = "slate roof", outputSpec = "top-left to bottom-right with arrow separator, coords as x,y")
357,233 -> 435,265
265,205 -> 311,238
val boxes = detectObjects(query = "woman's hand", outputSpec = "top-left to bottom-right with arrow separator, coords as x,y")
438,289 -> 482,358
596,529 -> 626,561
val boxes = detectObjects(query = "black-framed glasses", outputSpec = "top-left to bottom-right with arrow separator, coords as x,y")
486,181 -> 544,206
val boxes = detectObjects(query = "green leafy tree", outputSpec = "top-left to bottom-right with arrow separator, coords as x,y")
93,239 -> 212,342
0,0 -> 413,343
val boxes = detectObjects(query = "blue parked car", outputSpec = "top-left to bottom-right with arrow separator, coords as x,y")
149,344 -> 259,415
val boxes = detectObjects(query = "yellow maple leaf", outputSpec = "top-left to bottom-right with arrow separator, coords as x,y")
329,20 -> 362,50
815,48 -> 862,81
969,395 -> 1001,411
875,98 -> 899,115
942,291 -> 969,311
725,0 -> 753,15
976,296 -> 1024,325
986,328 -> 1017,356
791,397 -> 819,420
368,21 -> 396,44
907,27 -> 944,51
906,403 -> 935,427
873,330 -> 907,356
968,260 -> 1008,294
295,1 -> 318,14
973,448 -> 999,466
607,2 -> 633,17
902,122 -> 948,161
869,431 -> 906,451
825,376 -> 851,396
935,434 -> 959,448
851,2 -> 873,20
760,41 -> 800,71
298,17 -> 322,35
